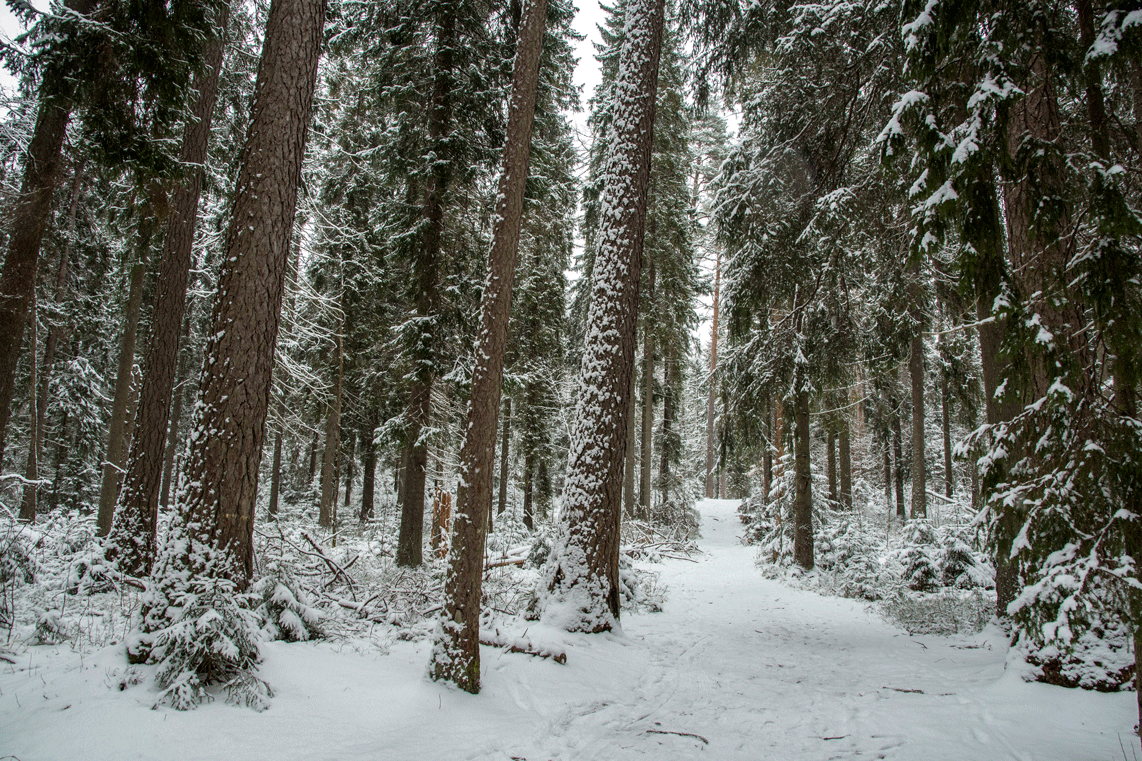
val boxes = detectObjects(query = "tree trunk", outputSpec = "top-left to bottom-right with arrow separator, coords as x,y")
826,425 -> 837,506
430,0 -> 547,691
792,388 -> 813,570
108,14 -> 231,572
659,349 -> 677,505
892,401 -> 905,520
909,331 -> 926,519
522,450 -> 535,531
160,318 -> 193,512
319,329 -> 343,529
397,6 -> 459,568
639,258 -> 655,519
342,427 -> 355,512
0,0 -> 97,463
545,0 -> 664,633
704,251 -> 720,498
941,371 -> 953,499
623,365 -> 636,516
883,441 -> 892,514
839,417 -> 852,510
17,296 -> 38,522
160,0 -> 324,585
360,421 -> 376,522
96,235 -> 151,537
497,396 -> 511,518
268,418 -> 283,519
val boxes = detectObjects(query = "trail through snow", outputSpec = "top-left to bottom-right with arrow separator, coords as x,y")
1,498 -> 1136,760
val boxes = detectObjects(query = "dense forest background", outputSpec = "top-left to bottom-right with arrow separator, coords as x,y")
0,0 -> 1139,731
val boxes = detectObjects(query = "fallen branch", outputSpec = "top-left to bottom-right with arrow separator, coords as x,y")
485,557 -> 526,570
480,637 -> 567,664
645,729 -> 708,744
301,532 -> 357,600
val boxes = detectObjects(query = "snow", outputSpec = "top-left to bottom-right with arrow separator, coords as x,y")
2,499 -> 1136,759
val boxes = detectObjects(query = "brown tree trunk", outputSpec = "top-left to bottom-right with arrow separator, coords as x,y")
397,8 -> 458,568
883,441 -> 892,513
360,421 -> 376,522
160,318 -> 192,512
97,235 -> 151,537
523,450 -> 535,531
639,258 -> 655,519
892,400 -> 905,520
623,365 -> 636,516
17,296 -> 39,522
319,329 -> 343,529
108,14 -> 230,572
0,0 -> 97,463
839,416 -> 852,510
704,251 -> 720,498
910,331 -> 926,519
827,425 -> 837,506
430,0 -> 547,691
268,417 -> 284,519
546,0 -> 664,633
792,388 -> 813,570
941,371 -> 953,499
163,0 -> 324,585
497,396 -> 511,519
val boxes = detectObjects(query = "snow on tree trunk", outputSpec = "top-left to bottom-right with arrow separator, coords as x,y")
109,12 -> 231,573
544,0 -> 665,633
793,388 -> 813,570
429,0 -> 547,693
150,0 -> 325,586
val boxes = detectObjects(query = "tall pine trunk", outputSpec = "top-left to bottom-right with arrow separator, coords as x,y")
639,259 -> 655,518
0,0 -> 97,463
909,330 -> 926,519
839,417 -> 852,509
704,251 -> 719,498
108,14 -> 231,572
792,388 -> 813,570
430,0 -> 547,691
545,0 -> 664,633
147,0 -> 324,586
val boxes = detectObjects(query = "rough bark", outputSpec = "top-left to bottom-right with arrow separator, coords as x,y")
909,331 -> 926,519
892,401 -> 905,520
268,417 -> 284,519
319,330 -> 343,529
17,298 -> 38,522
497,397 -> 511,519
639,259 -> 655,519
941,371 -> 953,499
108,16 -> 230,571
360,421 -> 376,522
546,0 -> 664,633
0,0 -> 97,463
839,417 -> 852,509
826,425 -> 837,506
430,0 -> 547,691
169,0 -> 324,584
397,8 -> 459,568
623,365 -> 636,516
96,239 -> 151,537
704,251 -> 720,498
523,450 -> 535,531
792,388 -> 813,570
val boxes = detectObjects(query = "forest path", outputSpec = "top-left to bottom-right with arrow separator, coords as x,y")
516,498 -> 1134,761
1,498 -> 1135,761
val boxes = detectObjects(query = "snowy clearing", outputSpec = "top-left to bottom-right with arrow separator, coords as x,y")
2,498 -> 1136,760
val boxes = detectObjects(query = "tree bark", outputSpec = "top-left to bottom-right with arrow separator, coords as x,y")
268,416 -> 284,519
497,396 -> 511,519
523,450 -> 535,531
96,236 -> 151,537
639,258 -> 655,519
839,416 -> 852,510
165,0 -> 324,584
319,329 -> 343,529
360,421 -> 376,522
430,0 -> 547,692
909,330 -> 926,519
623,364 -> 636,515
792,388 -> 813,570
826,425 -> 837,507
17,296 -> 38,522
892,400 -> 905,520
397,8 -> 460,568
546,0 -> 664,633
704,251 -> 720,498
941,371 -> 953,499
0,0 -> 97,464
108,14 -> 230,572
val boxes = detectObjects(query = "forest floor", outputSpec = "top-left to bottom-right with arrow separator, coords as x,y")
1,497 -> 1137,760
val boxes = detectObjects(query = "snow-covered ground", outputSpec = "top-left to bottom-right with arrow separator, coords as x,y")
2,498 -> 1136,760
